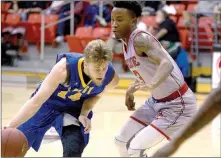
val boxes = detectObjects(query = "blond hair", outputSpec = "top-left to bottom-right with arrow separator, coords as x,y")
84,39 -> 112,63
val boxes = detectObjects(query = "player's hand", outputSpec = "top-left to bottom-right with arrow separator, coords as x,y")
78,115 -> 91,134
125,82 -> 140,111
128,81 -> 141,94
152,140 -> 179,157
132,82 -> 152,92
125,93 -> 136,111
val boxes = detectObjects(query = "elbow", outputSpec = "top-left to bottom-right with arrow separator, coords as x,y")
168,61 -> 174,73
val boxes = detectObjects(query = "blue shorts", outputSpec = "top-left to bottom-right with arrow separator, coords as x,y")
17,104 -> 92,152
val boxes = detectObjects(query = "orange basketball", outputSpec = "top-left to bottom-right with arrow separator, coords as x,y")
1,128 -> 28,157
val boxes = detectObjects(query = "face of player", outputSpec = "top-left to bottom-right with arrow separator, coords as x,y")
111,7 -> 136,39
85,61 -> 109,86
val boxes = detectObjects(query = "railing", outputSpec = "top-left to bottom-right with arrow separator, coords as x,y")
40,0 -> 74,61
40,0 -> 104,61
188,11 -> 221,65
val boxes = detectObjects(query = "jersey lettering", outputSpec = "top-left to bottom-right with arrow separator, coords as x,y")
57,91 -> 68,99
132,70 -> 145,83
68,92 -> 82,101
57,86 -> 94,100
126,56 -> 140,69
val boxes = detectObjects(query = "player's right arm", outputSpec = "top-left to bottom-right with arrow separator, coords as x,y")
6,58 -> 68,128
125,80 -> 140,111
152,84 -> 221,157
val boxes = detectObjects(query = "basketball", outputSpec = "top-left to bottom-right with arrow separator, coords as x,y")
1,128 -> 28,157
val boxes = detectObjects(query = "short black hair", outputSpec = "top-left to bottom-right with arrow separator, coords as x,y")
113,1 -> 142,18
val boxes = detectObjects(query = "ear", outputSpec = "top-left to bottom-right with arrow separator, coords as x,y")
132,17 -> 138,27
83,61 -> 87,68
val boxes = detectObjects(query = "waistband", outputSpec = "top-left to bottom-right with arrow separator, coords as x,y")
153,82 -> 189,102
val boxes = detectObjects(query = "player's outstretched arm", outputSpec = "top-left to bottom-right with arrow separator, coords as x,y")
79,70 -> 119,133
133,33 -> 174,89
7,58 -> 68,128
152,85 -> 221,157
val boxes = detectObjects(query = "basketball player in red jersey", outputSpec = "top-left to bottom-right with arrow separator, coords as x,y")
111,1 -> 197,157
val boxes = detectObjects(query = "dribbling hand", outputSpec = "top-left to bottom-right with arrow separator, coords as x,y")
78,115 -> 91,134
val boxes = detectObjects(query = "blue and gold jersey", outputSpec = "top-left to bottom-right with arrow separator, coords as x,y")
35,52 -> 115,118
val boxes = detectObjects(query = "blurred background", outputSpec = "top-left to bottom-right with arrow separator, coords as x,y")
1,0 -> 221,93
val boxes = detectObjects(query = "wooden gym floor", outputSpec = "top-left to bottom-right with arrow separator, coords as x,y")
2,83 -> 220,157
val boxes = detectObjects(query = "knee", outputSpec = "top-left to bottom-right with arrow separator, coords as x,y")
114,132 -> 127,148
115,133 -> 131,157
128,138 -> 146,157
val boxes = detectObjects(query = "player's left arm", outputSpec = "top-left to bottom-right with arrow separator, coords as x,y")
133,32 -> 174,89
104,68 -> 120,90
79,93 -> 103,133
79,69 -> 119,133
80,69 -> 119,116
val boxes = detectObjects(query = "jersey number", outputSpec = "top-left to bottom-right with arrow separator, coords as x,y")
132,70 -> 145,83
57,86 -> 94,101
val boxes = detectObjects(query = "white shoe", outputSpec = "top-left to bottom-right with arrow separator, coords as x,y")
55,36 -> 64,43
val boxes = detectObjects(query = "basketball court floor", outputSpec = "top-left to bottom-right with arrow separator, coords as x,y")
2,83 -> 220,157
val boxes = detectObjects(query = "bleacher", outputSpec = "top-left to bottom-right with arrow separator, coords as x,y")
1,0 -> 220,93
2,1 -> 219,55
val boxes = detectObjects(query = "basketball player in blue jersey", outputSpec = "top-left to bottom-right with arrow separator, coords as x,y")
5,39 -> 119,157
